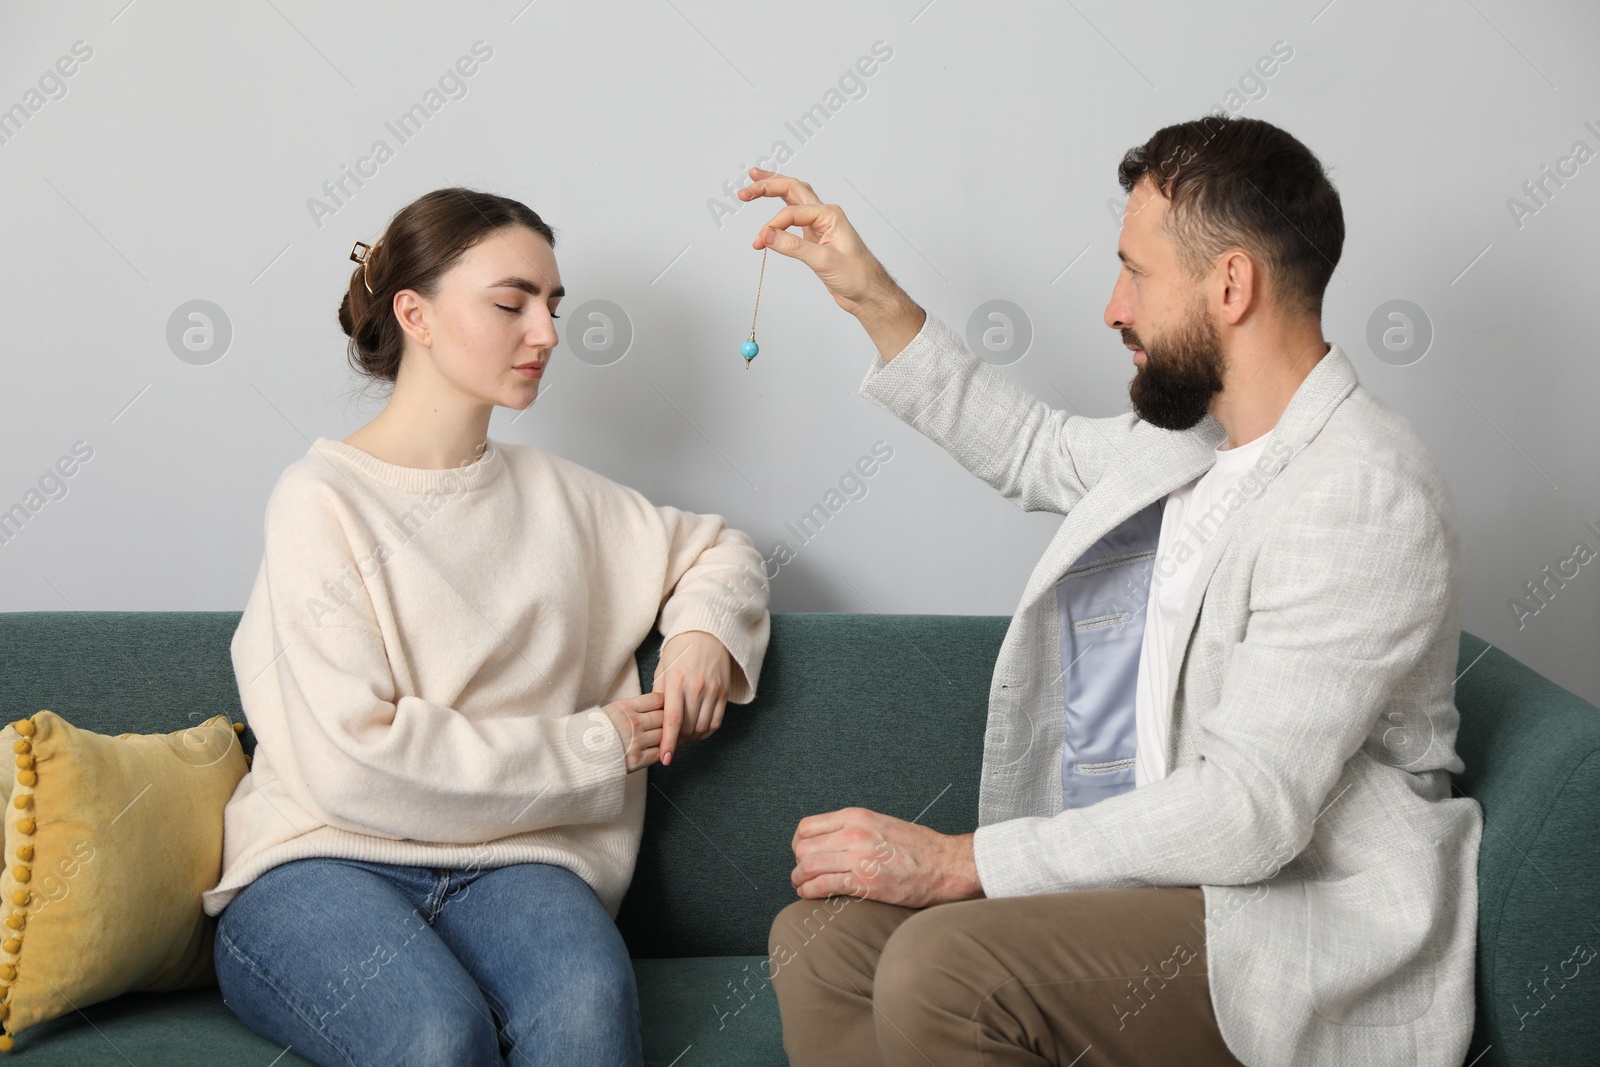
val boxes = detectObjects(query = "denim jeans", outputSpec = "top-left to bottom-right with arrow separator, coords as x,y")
213,856 -> 643,1067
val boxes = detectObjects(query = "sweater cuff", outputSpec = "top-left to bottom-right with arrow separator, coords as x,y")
555,706 -> 631,825
659,603 -> 763,704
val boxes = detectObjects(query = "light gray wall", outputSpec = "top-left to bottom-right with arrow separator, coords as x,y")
2,1 -> 1596,706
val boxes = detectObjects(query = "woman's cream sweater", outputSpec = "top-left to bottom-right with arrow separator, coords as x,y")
202,436 -> 770,918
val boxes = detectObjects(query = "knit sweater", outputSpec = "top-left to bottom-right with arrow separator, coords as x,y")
202,436 -> 770,918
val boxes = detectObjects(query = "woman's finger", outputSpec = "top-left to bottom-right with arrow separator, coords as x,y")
674,693 -> 700,745
690,693 -> 714,739
659,675 -> 683,766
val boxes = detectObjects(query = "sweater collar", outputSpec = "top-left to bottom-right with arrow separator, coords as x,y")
312,436 -> 506,495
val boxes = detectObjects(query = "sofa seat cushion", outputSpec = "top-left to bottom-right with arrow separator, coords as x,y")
1,956 -> 784,1064
635,956 -> 785,1066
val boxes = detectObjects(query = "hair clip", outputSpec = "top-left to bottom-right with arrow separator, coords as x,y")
349,240 -> 376,295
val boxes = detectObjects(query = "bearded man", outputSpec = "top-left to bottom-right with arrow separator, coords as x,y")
743,114 -> 1481,1067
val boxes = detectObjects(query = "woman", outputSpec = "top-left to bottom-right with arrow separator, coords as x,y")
203,187 -> 771,1066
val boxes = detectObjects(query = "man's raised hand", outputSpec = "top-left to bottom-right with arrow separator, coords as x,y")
737,168 -> 926,362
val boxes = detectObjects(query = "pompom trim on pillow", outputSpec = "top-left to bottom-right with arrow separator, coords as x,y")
0,714 -> 40,1053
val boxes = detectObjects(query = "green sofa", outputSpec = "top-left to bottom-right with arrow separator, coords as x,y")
0,611 -> 1595,1066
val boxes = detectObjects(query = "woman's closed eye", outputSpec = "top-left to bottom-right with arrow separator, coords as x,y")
496,303 -> 560,319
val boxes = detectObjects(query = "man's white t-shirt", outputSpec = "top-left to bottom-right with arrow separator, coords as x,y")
1133,428 -> 1276,787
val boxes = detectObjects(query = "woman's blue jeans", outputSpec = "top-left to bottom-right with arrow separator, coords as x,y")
213,856 -> 643,1067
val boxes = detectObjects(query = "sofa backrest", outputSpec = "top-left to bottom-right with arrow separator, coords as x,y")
620,614 -> 997,959
1,611 -> 242,738
1449,633 -> 1600,1067
0,612 -> 1595,1066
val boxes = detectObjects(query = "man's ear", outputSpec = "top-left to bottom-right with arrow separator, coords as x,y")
1218,247 -> 1256,326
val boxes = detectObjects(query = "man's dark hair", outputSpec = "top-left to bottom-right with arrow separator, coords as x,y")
1117,114 -> 1343,319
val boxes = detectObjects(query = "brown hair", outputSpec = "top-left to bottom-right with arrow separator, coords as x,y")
1116,114 -> 1343,318
338,187 -> 557,385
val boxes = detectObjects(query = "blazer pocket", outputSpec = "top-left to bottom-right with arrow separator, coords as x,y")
1074,756 -> 1136,775
1304,856 -> 1437,1025
1062,547 -> 1156,579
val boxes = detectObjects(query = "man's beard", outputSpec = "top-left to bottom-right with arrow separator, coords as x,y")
1125,295 -> 1226,431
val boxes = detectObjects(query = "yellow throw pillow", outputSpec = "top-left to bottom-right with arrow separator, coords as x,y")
0,710 -> 249,1051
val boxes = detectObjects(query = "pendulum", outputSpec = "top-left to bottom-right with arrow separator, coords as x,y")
742,247 -> 768,368
743,247 -> 768,368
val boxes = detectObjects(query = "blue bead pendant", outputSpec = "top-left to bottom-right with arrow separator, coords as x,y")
742,337 -> 759,366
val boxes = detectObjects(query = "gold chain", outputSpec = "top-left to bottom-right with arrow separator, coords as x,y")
749,246 -> 768,338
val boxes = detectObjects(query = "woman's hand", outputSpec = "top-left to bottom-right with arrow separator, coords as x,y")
736,167 -> 926,360
599,692 -> 665,773
653,630 -> 732,765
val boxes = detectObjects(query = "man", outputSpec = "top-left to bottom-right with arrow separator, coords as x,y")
740,114 -> 1483,1067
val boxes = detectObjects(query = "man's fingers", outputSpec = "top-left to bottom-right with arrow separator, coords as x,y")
739,171 -> 823,207
801,809 -> 853,835
759,224 -> 830,273
793,867 -> 873,899
755,203 -> 834,248
795,875 -> 859,900
792,810 -> 851,846
790,845 -> 868,884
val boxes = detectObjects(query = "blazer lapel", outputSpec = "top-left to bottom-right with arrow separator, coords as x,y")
1156,344 -> 1361,766
985,409 -> 1226,821
1016,412 -> 1227,614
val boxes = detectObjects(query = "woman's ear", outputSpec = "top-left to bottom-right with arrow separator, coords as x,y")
393,289 -> 432,347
